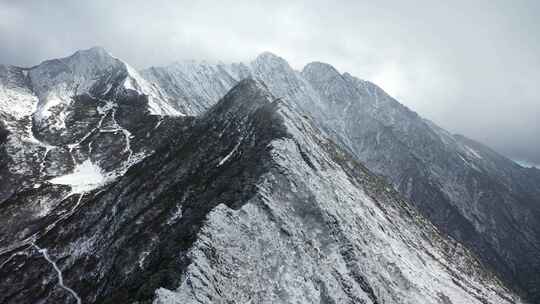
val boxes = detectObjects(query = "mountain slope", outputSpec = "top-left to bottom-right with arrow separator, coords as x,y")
0,47 -> 185,202
0,48 -> 192,263
301,62 -> 540,302
0,79 -> 522,304
142,53 -> 540,302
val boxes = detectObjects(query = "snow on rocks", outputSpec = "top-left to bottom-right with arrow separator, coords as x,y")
121,60 -> 184,116
217,139 -> 242,167
152,80 -> 522,304
49,159 -> 110,194
464,144 -> 483,159
0,65 -> 38,119
33,243 -> 82,304
26,46 -> 182,124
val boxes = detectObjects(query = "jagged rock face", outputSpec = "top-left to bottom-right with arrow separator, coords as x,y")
29,47 -> 180,121
0,65 -> 40,202
142,54 -> 540,302
0,47 -> 186,201
140,53 -> 326,119
141,62 -> 244,115
0,48 -> 193,281
0,80 -> 522,304
300,64 -> 540,302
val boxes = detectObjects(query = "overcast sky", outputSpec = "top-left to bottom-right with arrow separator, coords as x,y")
1,0 -> 539,165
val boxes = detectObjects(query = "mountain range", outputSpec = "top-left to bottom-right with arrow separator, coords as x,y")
0,47 -> 538,303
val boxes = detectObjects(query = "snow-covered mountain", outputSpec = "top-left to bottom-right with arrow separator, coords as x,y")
142,53 -> 540,302
0,47 -> 185,201
0,47 -> 192,259
0,47 -> 535,303
0,78 -> 522,304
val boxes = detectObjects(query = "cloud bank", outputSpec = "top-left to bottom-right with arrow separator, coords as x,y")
1,0 -> 538,164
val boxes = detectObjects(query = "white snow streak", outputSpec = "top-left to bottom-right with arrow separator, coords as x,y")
33,244 -> 82,304
217,140 -> 242,167
514,159 -> 540,169
464,145 -> 483,159
154,116 -> 164,130
0,247 -> 31,270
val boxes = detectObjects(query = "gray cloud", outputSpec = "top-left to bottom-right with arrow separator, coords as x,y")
1,0 -> 539,164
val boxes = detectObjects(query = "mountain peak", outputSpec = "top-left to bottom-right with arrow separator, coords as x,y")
255,51 -> 281,61
1,48 -> 533,304
57,46 -> 118,70
204,78 -> 275,120
252,51 -> 290,69
301,61 -> 341,81
30,46 -> 121,82
76,46 -> 110,57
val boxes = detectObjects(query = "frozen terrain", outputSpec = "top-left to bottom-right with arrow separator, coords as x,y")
1,79 -> 523,303
143,52 -> 540,302
0,47 -> 536,303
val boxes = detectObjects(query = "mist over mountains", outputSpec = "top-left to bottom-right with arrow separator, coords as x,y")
3,0 -> 540,168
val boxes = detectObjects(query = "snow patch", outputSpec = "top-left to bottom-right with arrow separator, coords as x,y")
49,159 -> 110,193
0,85 -> 37,119
154,288 -> 182,304
34,96 -> 64,122
138,251 -> 151,269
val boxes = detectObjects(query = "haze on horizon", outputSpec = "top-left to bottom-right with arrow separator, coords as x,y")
1,0 -> 539,166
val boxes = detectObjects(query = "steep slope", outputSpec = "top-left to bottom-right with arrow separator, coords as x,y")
0,47 -> 184,202
0,64 -> 40,202
141,53 -> 327,119
141,61 -> 243,115
301,62 -> 540,302
0,79 -> 522,304
29,46 -> 180,123
142,54 -> 540,302
0,48 -> 192,263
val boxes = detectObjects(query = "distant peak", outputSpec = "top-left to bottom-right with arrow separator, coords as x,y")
253,51 -> 288,66
302,61 -> 341,79
72,46 -> 112,58
170,58 -> 220,69
49,46 -> 121,72
204,77 -> 275,120
227,78 -> 270,97
87,46 -> 109,53
256,51 -> 279,58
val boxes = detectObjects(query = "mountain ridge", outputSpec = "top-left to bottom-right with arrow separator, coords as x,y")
141,50 -> 540,302
1,78 -> 522,303
0,47 -> 537,303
